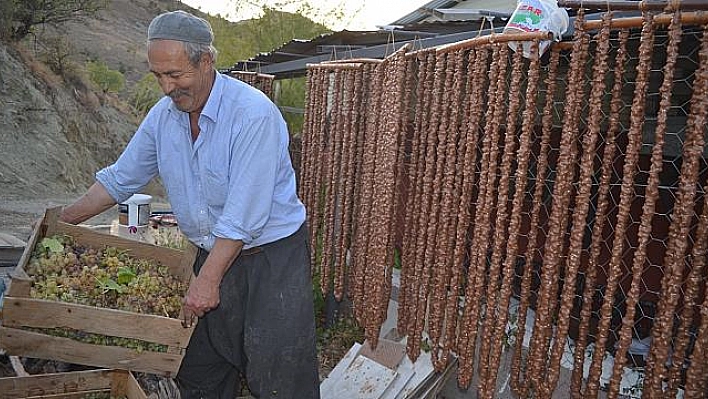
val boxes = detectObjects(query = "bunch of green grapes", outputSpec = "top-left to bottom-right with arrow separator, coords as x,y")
28,326 -> 167,353
27,235 -> 187,318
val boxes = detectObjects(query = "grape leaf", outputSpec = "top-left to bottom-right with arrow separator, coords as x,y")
96,277 -> 126,294
117,266 -> 136,285
41,237 -> 64,254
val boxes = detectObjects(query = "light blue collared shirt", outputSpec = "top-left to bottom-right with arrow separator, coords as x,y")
97,72 -> 305,250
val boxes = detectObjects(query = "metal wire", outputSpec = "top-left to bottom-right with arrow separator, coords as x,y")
299,10 -> 708,398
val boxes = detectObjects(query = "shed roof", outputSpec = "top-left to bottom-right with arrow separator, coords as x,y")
389,0 -> 461,25
224,2 -> 610,80
225,18 -> 507,78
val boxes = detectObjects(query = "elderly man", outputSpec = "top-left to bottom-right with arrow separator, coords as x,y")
59,10 -> 320,399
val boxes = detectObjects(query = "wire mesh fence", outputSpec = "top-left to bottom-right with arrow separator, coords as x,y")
298,9 -> 708,399
228,71 -> 275,99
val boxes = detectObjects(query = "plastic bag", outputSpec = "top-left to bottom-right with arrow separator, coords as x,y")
503,0 -> 570,58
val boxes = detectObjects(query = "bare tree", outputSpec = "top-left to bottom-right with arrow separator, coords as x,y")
8,0 -> 107,41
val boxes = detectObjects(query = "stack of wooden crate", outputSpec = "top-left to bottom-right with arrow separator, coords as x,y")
0,368 -> 148,399
0,207 -> 198,397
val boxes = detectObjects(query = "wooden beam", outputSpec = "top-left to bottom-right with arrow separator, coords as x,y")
582,11 -> 708,29
306,62 -> 364,70
559,0 -> 708,11
437,31 -> 552,54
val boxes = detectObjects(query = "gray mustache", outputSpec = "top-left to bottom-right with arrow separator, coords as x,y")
169,90 -> 189,99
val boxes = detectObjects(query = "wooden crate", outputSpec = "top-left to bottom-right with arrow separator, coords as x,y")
0,207 -> 198,376
0,369 -> 147,399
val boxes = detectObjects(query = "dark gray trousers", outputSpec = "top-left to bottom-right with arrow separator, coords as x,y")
176,224 -> 320,399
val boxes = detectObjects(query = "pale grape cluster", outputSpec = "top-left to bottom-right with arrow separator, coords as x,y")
25,234 -> 188,352
27,235 -> 186,318
28,326 -> 167,353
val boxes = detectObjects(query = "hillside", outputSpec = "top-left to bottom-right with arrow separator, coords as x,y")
40,0 -> 215,85
0,0 -> 329,241
0,0 -> 205,239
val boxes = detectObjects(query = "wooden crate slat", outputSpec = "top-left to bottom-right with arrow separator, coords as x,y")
177,243 -> 198,282
122,369 -> 148,399
0,369 -> 113,398
53,223 -> 186,275
108,368 -> 128,397
0,369 -> 148,399
2,297 -> 193,347
6,207 -> 52,297
5,276 -> 31,298
24,391 -> 105,399
1,207 -> 196,375
0,327 -> 183,376
33,207 -> 188,276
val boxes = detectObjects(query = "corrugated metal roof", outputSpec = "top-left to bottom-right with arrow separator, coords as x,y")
430,8 -> 512,22
227,29 -> 437,74
225,2 -> 605,79
390,0 -> 460,25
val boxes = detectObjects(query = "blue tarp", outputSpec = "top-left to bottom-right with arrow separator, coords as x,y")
0,278 -> 5,311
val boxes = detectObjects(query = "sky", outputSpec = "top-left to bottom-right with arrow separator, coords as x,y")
181,0 -> 432,31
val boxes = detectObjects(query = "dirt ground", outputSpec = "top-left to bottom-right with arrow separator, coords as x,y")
0,195 -> 119,243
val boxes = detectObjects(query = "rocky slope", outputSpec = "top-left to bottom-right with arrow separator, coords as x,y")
0,0 -> 199,239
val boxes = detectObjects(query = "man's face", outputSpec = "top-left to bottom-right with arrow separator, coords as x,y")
147,40 -> 213,113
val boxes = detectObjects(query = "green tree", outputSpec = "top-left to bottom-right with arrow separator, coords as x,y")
215,3 -> 333,135
240,6 -> 330,58
226,0 -> 356,32
5,0 -> 107,41
130,73 -> 163,118
208,6 -> 330,70
206,15 -> 255,69
87,60 -> 125,93
276,77 -> 307,135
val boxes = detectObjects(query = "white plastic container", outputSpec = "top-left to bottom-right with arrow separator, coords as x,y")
503,0 -> 570,59
118,193 -> 152,230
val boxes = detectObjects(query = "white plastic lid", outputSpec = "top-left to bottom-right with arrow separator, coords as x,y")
121,193 -> 152,206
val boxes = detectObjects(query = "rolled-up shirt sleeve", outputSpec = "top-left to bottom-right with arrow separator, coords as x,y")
211,110 -> 283,245
96,115 -> 159,204
106,74 -> 305,250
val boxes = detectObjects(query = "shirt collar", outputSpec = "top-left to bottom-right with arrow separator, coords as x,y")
200,71 -> 225,123
166,70 -> 224,124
